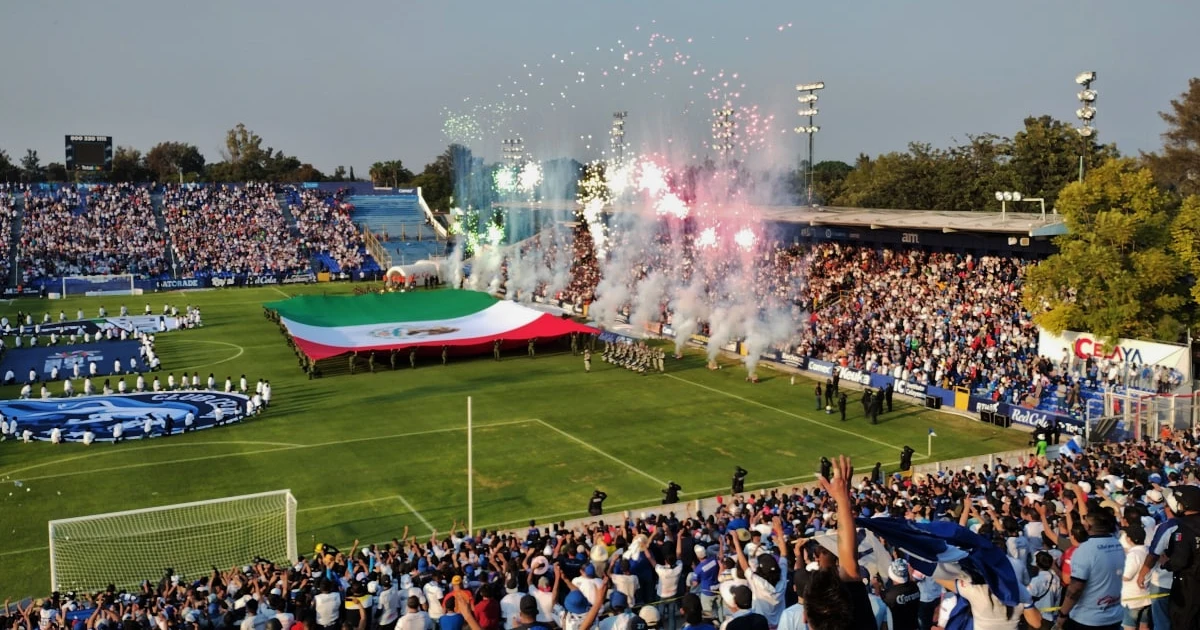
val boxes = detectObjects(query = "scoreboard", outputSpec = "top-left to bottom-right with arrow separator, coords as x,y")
65,135 -> 113,172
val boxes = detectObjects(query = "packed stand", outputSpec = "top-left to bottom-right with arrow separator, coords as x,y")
6,429 -> 1198,630
18,184 -> 166,282
289,188 -> 370,273
0,184 -> 14,280
162,184 -> 305,277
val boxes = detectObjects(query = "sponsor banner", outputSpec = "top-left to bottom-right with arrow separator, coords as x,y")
1000,403 -> 1084,436
1,286 -> 43,298
838,366 -> 872,386
157,278 -> 205,290
722,341 -> 738,353
283,272 -> 316,285
598,331 -> 638,345
970,396 -> 1002,414
1038,327 -> 1191,392
688,333 -> 710,347
894,379 -> 927,399
778,352 -> 807,369
661,325 -> 675,337
0,392 -> 253,442
806,358 -> 836,377
396,188 -> 416,194
3,320 -> 104,338
0,340 -> 142,381
302,182 -> 320,189
245,274 -> 281,286
210,276 -> 237,288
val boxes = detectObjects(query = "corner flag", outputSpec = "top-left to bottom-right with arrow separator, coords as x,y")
928,428 -> 937,437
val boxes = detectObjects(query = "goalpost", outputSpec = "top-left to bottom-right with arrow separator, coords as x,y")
60,273 -> 137,297
48,490 -> 296,593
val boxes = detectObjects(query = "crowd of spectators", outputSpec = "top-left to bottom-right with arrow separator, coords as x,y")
0,185 -> 15,280
289,188 -> 366,273
4,431 -> 1197,630
18,184 -> 166,282
162,184 -> 305,277
507,221 -> 1185,415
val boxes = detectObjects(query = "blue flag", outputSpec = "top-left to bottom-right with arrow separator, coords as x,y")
855,517 -> 1022,607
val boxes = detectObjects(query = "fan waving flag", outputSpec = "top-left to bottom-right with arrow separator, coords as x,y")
266,291 -> 599,360
856,517 -> 1022,607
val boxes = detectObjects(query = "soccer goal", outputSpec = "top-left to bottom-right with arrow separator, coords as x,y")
60,274 -> 137,297
48,490 -> 296,593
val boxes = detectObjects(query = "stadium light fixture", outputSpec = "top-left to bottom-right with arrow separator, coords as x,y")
795,80 -> 826,206
995,191 -> 1047,220
1074,71 -> 1097,182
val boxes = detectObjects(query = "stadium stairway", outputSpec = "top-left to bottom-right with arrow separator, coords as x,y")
150,192 -> 179,276
350,195 -> 447,264
276,193 -> 299,229
9,194 -> 23,285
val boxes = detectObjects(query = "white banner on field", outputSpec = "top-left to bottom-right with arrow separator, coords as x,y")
1037,328 -> 1191,392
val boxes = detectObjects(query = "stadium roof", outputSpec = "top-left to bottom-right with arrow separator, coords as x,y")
493,202 -> 1068,237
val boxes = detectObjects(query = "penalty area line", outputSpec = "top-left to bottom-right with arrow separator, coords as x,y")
662,373 -> 929,461
394,495 -> 434,532
532,419 -> 667,487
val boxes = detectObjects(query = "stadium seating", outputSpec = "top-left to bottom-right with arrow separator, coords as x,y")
289,188 -> 380,274
161,183 -> 306,277
18,183 -> 166,282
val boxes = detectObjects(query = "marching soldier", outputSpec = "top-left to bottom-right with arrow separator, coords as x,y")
409,348 -> 417,369
442,345 -> 449,366
368,351 -> 375,373
494,339 -> 502,361
348,351 -> 357,375
528,338 -> 537,359
570,332 -> 579,356
390,349 -> 397,370
583,348 -> 592,373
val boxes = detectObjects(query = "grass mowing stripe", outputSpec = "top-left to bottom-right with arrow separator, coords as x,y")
3,419 -> 538,483
532,419 -> 667,486
663,374 -> 929,461
394,495 -> 434,533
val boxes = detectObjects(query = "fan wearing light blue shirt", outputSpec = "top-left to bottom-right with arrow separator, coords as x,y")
1055,510 -> 1125,630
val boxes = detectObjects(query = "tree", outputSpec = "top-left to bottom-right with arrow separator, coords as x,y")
349,166 -> 357,181
368,160 -> 414,187
0,149 -> 19,182
1023,158 -> 1190,343
1170,194 -> 1200,307
145,141 -> 206,182
809,160 -> 854,205
110,146 -> 149,182
291,163 -> 325,182
1145,77 -> 1200,196
1009,115 -> 1116,210
20,149 -> 42,182
332,165 -> 347,181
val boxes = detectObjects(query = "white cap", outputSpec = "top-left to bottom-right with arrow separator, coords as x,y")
694,544 -> 707,559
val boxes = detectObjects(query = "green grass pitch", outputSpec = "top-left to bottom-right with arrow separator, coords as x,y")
0,284 -> 1029,598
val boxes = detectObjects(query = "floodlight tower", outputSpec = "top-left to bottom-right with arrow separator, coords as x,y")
610,112 -> 628,162
795,81 -> 825,206
1075,71 -> 1097,183
502,138 -> 524,166
712,105 -> 735,164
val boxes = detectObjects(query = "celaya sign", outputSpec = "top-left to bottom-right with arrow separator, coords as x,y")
1038,327 -> 1191,392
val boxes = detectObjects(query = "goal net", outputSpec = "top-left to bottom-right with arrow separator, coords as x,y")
61,274 -> 137,297
48,490 -> 296,593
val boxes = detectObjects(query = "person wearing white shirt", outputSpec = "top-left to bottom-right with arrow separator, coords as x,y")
63,379 -> 74,397
240,599 -> 269,630
71,363 -> 80,379
184,412 -> 195,433
114,358 -> 122,375
50,366 -> 59,382
214,407 -> 225,426
225,376 -> 233,392
143,417 -> 154,439
655,552 -> 684,602
192,373 -> 200,389
40,385 -> 51,399
1120,526 -> 1150,630
88,361 -> 97,376
0,417 -> 8,442
50,426 -> 63,444
3,369 -> 13,385
84,377 -> 94,396
263,381 -> 272,406
574,564 -> 603,605
19,383 -> 32,399
22,428 -> 33,443
423,580 -> 445,621
28,367 -> 36,382
377,577 -> 403,630
82,429 -> 95,445
500,580 -> 524,630
256,379 -> 265,395
315,582 -> 342,629
397,597 -> 432,630
118,379 -> 127,394
13,335 -> 21,348
240,375 -> 248,393
153,376 -> 162,392
252,393 -> 264,414
111,422 -> 124,443
168,373 -> 176,390
120,305 -> 128,317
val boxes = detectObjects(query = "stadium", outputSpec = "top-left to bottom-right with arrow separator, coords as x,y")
2,4 -> 1200,630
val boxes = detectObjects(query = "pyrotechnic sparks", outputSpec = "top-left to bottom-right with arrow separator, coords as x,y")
493,168 -> 517,193
655,193 -> 689,219
734,227 -> 756,251
697,227 -> 718,248
518,162 -> 543,192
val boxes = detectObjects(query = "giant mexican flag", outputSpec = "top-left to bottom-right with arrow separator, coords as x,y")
266,290 -> 598,360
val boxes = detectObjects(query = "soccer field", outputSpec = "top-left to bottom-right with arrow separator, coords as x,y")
0,285 -> 1029,598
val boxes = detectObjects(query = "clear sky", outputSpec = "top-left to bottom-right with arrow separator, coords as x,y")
1,0 -> 1196,175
